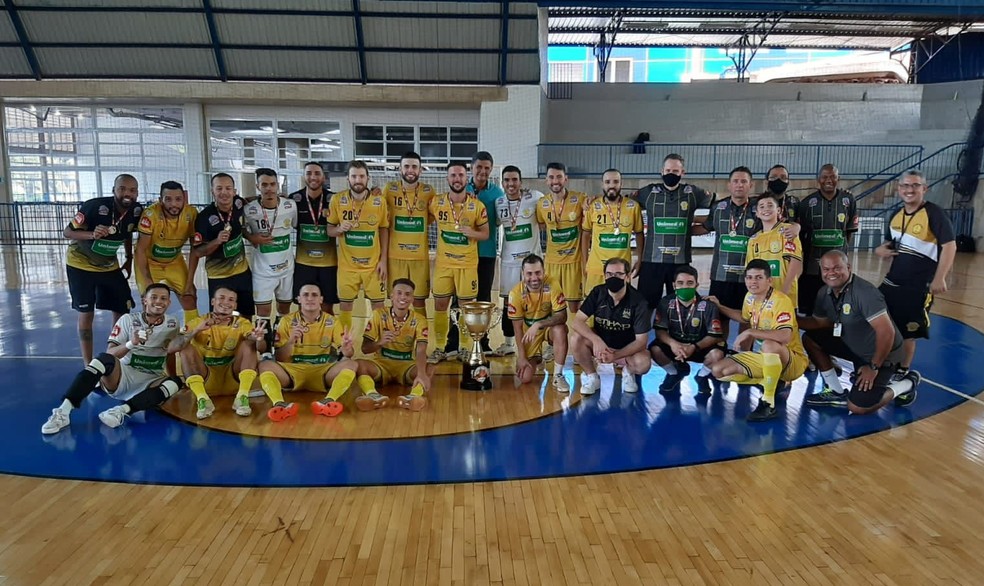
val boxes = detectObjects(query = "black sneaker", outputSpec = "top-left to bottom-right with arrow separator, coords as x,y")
890,367 -> 910,384
894,370 -> 921,407
694,374 -> 713,395
659,371 -> 686,394
747,400 -> 777,422
805,387 -> 848,408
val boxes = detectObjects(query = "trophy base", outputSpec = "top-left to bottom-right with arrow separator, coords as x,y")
460,359 -> 493,391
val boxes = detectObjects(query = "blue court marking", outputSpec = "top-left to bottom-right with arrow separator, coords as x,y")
1,288 -> 981,487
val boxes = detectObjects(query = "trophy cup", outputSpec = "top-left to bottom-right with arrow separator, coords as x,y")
449,301 -> 502,391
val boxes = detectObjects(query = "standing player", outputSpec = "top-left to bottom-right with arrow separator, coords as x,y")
244,168 -> 298,331
257,283 -> 364,417
187,173 -> 254,319
493,166 -> 542,356
428,161 -> 490,363
326,160 -> 390,331
290,161 -> 337,314
64,173 -> 141,365
383,151 -> 435,318
759,164 -> 800,224
134,181 -> 198,323
581,168 -> 644,292
357,278 -> 432,411
635,153 -> 715,309
507,254 -> 570,392
537,162 -> 587,313
746,192 -> 803,305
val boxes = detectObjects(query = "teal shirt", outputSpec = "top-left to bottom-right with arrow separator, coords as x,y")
470,179 -> 504,258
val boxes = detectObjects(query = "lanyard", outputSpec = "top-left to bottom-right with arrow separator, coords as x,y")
729,200 -> 749,236
261,201 -> 279,234
897,204 -> 924,242
552,192 -> 568,224
507,195 -> 521,229
306,192 -> 324,226
349,192 -> 368,226
386,308 -> 410,333
671,298 -> 698,336
749,288 -> 774,330
216,206 -> 234,231
603,196 -> 623,234
448,195 -> 466,229
402,184 -> 421,217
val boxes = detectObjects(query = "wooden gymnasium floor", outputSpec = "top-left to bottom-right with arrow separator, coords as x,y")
1,244 -> 984,585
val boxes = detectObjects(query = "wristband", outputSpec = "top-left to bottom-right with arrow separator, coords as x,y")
125,341 -> 135,350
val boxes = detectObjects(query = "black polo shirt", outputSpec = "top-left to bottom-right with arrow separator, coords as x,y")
798,189 -> 858,275
654,294 -> 724,344
637,182 -> 714,264
580,284 -> 651,349
814,275 -> 904,365
192,198 -> 248,279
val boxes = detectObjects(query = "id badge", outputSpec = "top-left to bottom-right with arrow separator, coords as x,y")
833,323 -> 843,337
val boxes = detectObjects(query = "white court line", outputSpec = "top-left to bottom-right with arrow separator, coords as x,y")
923,377 -> 984,408
0,355 -> 80,360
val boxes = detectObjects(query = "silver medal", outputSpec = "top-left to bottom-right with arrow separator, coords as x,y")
107,226 -> 117,235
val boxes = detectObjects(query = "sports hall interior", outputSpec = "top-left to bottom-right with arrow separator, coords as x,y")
2,1 -> 984,584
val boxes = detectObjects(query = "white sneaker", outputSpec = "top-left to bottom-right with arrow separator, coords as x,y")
259,352 -> 274,361
196,397 -> 215,420
427,350 -> 446,364
98,405 -> 129,429
552,374 -> 571,394
622,373 -> 639,393
492,342 -> 516,357
234,394 -> 252,417
41,408 -> 70,435
580,373 -> 601,395
542,344 -> 554,362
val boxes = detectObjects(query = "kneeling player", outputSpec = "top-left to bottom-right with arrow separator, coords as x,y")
257,283 -> 361,417
357,279 -> 432,411
706,259 -> 809,422
179,287 -> 286,420
42,284 -> 188,434
507,254 -> 570,392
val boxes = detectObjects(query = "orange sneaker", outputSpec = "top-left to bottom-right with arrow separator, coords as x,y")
267,401 -> 298,422
355,392 -> 388,412
311,398 -> 344,417
397,394 -> 428,412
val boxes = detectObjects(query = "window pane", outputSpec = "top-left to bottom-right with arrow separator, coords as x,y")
451,143 -> 478,158
420,143 -> 448,159
356,142 -> 384,157
420,127 -> 448,141
451,128 -> 478,142
386,126 -> 415,142
386,142 -> 415,157
355,125 -> 384,141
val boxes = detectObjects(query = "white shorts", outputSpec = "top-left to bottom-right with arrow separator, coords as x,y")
499,263 -> 522,299
253,271 -> 293,304
108,365 -> 165,401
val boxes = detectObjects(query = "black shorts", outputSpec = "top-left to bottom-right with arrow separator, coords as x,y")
803,329 -> 898,407
649,339 -> 725,364
293,263 -> 339,305
709,280 -> 747,311
880,282 -> 932,339
637,262 -> 684,310
798,273 -> 824,316
66,265 -> 134,314
208,269 -> 255,318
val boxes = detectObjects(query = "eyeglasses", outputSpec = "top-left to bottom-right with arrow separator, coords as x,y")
604,272 -> 627,279
898,183 -> 926,190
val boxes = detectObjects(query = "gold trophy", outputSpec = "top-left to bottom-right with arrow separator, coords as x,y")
449,301 -> 502,391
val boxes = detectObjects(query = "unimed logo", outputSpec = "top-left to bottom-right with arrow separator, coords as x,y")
395,216 -> 424,232
345,231 -> 374,246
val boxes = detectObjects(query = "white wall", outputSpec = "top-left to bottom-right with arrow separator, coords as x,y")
479,85 -> 543,177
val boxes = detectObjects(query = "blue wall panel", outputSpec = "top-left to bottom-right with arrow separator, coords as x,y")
916,33 -> 984,84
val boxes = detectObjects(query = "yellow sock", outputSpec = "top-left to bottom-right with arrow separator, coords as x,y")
186,374 -> 208,401
327,368 -> 357,401
434,309 -> 449,348
237,368 -> 257,397
413,305 -> 428,319
410,382 -> 425,397
761,353 -> 783,406
259,371 -> 285,404
357,374 -> 376,394
183,309 -> 199,323
339,309 -> 352,330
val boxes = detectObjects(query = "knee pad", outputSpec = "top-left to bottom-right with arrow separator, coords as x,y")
159,377 -> 183,399
89,353 -> 117,376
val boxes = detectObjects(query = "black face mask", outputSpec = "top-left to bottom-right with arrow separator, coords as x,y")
768,179 -> 789,194
605,277 -> 626,293
662,173 -> 682,188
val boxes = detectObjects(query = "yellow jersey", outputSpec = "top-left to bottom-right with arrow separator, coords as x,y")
363,307 -> 429,361
741,289 -> 806,360
429,193 -> 489,269
274,310 -> 345,365
507,276 -> 567,326
384,180 -> 435,261
326,189 -> 390,272
185,314 -> 252,367
746,223 -> 803,305
536,191 -> 586,266
582,196 -> 643,274
137,202 -> 197,264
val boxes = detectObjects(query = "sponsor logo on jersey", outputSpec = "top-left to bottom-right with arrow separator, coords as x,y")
139,216 -> 153,229
776,312 -> 791,324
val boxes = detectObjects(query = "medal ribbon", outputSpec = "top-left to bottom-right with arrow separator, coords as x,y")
749,287 -> 774,331
603,196 -> 623,232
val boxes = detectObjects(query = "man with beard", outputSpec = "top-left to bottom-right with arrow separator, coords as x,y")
41,284 -> 187,434
326,160 -> 390,332
134,181 -> 198,323
64,173 -> 142,365
507,254 -> 570,392
635,153 -> 715,309
582,168 -> 644,293
187,173 -> 254,318
537,162 -> 587,314
290,162 -> 338,314
796,164 -> 858,314
427,161 -> 490,363
383,151 -> 435,319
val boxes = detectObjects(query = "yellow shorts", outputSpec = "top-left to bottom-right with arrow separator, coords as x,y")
584,271 -> 604,295
730,350 -> 809,383
521,325 -> 548,359
138,259 -> 188,295
546,262 -> 583,303
368,357 -> 416,385
432,265 -> 478,299
280,361 -> 336,391
389,258 -> 430,300
337,269 -> 387,303
203,361 -> 238,395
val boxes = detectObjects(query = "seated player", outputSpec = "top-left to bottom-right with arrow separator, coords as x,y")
257,283 -> 362,417
650,265 -> 726,394
506,254 -> 570,392
706,259 -> 809,422
42,284 -> 188,434
570,258 -> 652,395
357,279 -> 432,411
179,287 -> 295,421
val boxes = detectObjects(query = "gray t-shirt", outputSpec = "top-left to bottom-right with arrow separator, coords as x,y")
814,275 -> 904,365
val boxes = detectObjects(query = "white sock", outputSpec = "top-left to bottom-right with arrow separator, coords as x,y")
553,362 -> 564,376
820,369 -> 845,394
889,378 -> 913,398
121,404 -> 132,414
503,336 -> 515,346
664,363 -> 678,375
58,398 -> 74,414
697,366 -> 711,376
581,372 -> 598,382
